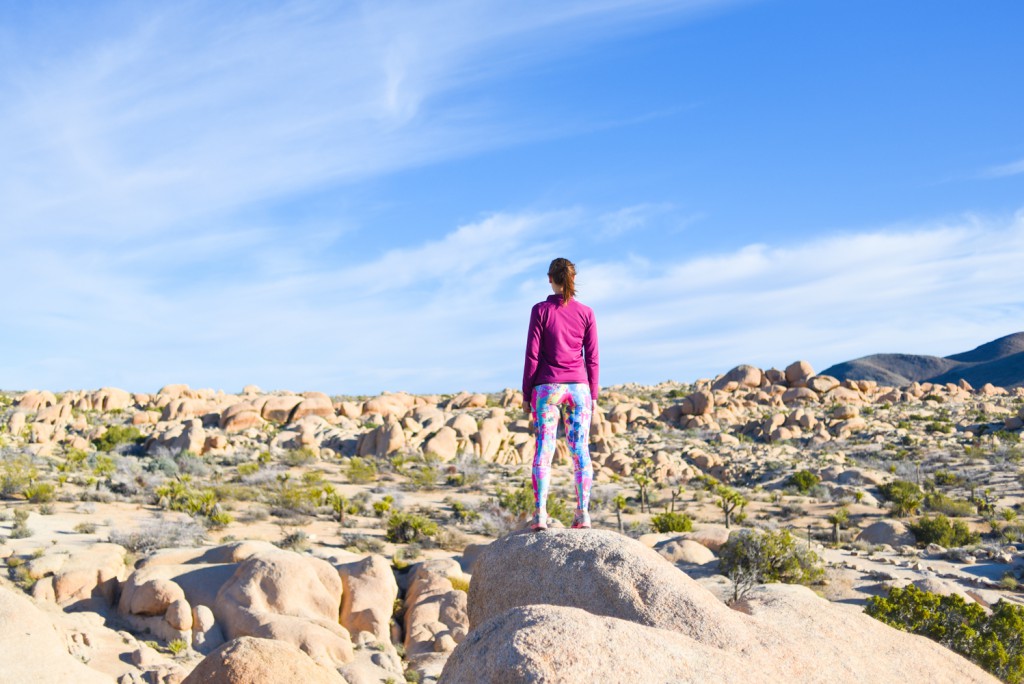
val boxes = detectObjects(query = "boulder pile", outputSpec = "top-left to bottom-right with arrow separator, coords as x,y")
441,529 -> 997,683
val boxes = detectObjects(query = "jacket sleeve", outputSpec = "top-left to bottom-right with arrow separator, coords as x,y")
583,310 -> 599,401
522,304 -> 543,406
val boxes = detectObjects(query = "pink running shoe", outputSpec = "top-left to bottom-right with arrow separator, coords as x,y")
571,509 -> 591,529
530,513 -> 548,531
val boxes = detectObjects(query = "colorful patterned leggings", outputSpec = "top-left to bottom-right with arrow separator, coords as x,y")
531,383 -> 593,515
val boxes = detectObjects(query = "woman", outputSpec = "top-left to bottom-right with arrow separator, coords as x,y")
521,257 -> 599,530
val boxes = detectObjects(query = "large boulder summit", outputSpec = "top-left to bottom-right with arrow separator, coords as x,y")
444,529 -> 996,683
468,529 -> 747,650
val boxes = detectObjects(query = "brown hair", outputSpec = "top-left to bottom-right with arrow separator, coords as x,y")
548,258 -> 576,306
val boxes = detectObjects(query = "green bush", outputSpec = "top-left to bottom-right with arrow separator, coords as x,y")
932,470 -> 964,487
23,482 -> 55,503
449,500 -> 480,523
283,447 -> 318,467
167,639 -> 189,656
92,425 -> 143,452
236,462 -> 260,478
786,470 -> 821,494
385,512 -> 438,544
545,495 -> 574,527
347,457 -> 378,484
650,511 -> 693,533
923,492 -> 975,517
495,485 -> 534,518
866,584 -> 1024,683
373,496 -> 394,517
408,465 -> 440,489
879,479 -> 923,517
1,454 -> 38,498
719,528 -> 823,602
906,515 -> 980,547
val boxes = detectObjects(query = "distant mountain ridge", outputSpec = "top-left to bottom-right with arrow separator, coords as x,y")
822,332 -> 1024,389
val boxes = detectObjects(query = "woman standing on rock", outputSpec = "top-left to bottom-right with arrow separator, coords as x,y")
522,257 -> 599,531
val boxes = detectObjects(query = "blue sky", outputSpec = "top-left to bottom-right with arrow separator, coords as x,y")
2,0 -> 1023,395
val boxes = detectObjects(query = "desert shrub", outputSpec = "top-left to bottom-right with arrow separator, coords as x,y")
932,470 -> 965,487
92,425 -> 144,452
786,470 -> 821,494
453,456 -> 486,488
923,492 -> 975,517
926,421 -> 953,435
73,522 -> 97,534
155,478 -> 222,519
448,575 -> 470,593
866,584 -> 1024,683
340,533 -> 386,554
173,451 -> 210,478
147,453 -> 179,477
8,509 -> 32,539
272,483 -> 321,517
719,528 -> 823,603
109,518 -> 206,553
448,500 -> 480,523
6,555 -> 35,590
495,485 -> 534,518
283,448 -> 318,467
373,496 -> 395,517
778,503 -> 805,520
210,484 -> 262,503
206,509 -> 233,529
347,457 -> 378,484
392,544 -> 423,569
275,529 -> 311,552
167,639 -> 189,656
906,515 -> 980,547
1,453 -> 38,498
650,511 -> 693,533
236,462 -> 260,478
385,512 -> 438,544
434,525 -> 471,552
546,495 -> 575,527
407,464 -> 440,489
878,479 -> 923,517
23,482 -> 55,503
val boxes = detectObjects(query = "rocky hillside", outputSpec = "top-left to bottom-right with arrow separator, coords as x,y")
823,332 -> 1024,388
2,358 -> 1024,682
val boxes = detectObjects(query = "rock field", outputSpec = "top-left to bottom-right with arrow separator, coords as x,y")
2,357 -> 1024,682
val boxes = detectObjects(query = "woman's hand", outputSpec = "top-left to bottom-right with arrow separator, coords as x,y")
521,398 -> 531,415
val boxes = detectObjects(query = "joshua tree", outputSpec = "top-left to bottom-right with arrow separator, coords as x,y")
827,506 -> 850,544
716,485 -> 747,529
632,456 -> 655,514
613,494 -> 627,533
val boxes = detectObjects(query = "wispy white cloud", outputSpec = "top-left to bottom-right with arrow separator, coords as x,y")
0,0 -> 732,246
982,157 -> 1024,179
3,205 -> 1023,394
597,203 -> 675,239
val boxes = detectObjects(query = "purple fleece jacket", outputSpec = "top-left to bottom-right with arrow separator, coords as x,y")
522,294 -> 599,405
